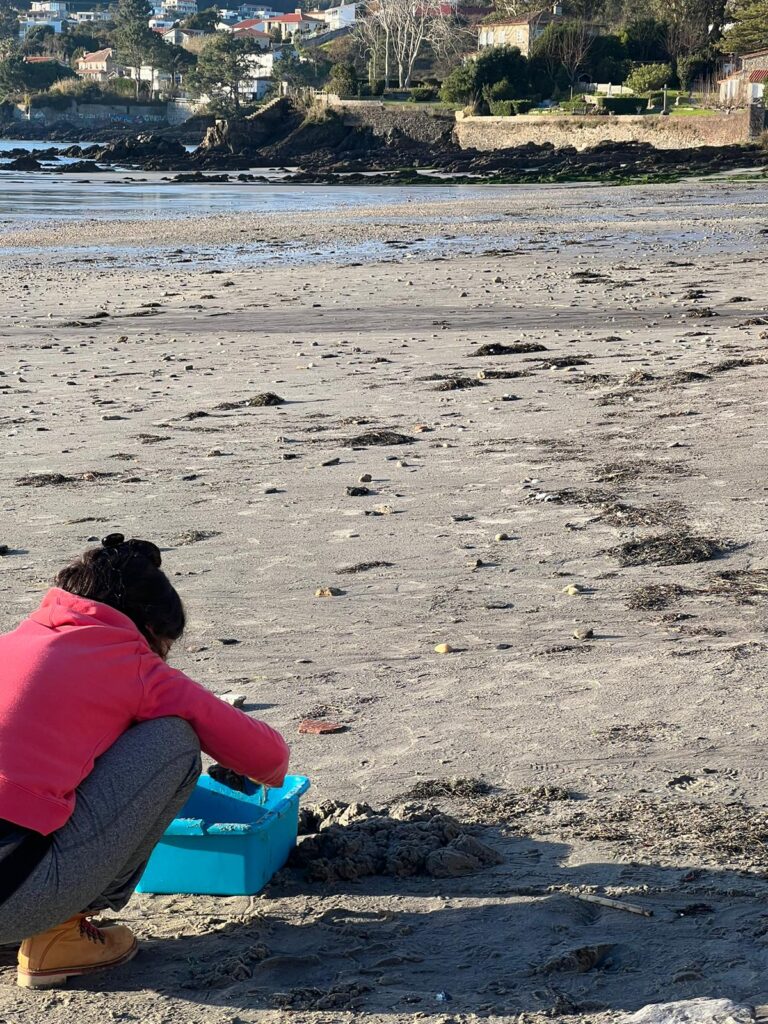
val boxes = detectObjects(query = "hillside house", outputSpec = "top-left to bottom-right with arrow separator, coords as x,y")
477,3 -> 562,56
306,2 -> 355,30
257,9 -> 325,37
162,25 -> 209,49
161,0 -> 198,16
76,47 -> 118,80
68,8 -> 112,23
18,0 -> 68,35
232,24 -> 272,46
719,48 -> 768,106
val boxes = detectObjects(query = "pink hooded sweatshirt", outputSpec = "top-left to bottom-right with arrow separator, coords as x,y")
0,588 -> 290,835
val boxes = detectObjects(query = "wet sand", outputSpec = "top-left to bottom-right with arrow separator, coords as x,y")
1,180 -> 768,1024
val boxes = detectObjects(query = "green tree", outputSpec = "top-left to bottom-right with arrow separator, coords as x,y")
278,43 -> 329,91
439,59 -> 476,103
624,61 -> 671,92
21,25 -> 57,56
620,17 -> 667,62
0,2 -> 19,52
181,6 -> 219,30
440,45 -> 528,107
328,59 -> 356,97
114,0 -> 156,96
187,31 -> 261,114
0,50 -> 76,96
721,0 -> 768,54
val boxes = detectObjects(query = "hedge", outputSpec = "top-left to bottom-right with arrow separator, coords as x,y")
489,99 -> 515,116
596,95 -> 644,114
29,92 -> 74,111
410,84 -> 439,102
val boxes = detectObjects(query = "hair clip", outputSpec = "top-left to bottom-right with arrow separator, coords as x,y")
102,533 -> 126,549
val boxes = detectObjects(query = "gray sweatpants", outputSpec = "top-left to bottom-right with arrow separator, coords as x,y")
0,716 -> 201,945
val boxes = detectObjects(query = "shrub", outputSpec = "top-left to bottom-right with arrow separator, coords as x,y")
328,61 -> 357,99
410,84 -> 438,102
29,91 -> 74,110
676,53 -> 707,91
559,95 -> 590,112
440,62 -> 476,104
597,95 -> 645,114
514,98 -> 533,113
489,99 -> 515,115
487,77 -> 516,101
371,79 -> 385,96
357,82 -> 372,96
624,62 -> 672,94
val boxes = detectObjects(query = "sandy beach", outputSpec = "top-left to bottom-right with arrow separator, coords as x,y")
2,178 -> 768,1024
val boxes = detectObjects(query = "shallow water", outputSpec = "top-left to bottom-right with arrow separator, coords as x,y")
0,169 -> 500,225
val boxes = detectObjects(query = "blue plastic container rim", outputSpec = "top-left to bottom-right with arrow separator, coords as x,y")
165,774 -> 310,837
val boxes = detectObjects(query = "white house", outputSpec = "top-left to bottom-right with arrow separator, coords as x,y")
162,0 -> 199,15
718,49 -> 768,106
68,9 -> 112,23
240,49 -> 280,99
19,0 -> 69,35
241,9 -> 324,37
306,2 -> 355,30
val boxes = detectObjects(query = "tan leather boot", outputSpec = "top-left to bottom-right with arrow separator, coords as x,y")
17,914 -> 138,988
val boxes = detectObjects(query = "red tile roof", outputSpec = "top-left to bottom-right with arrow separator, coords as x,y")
233,16 -> 264,28
80,47 -> 113,61
749,68 -> 768,82
234,25 -> 270,35
479,9 -> 554,27
273,11 -> 324,21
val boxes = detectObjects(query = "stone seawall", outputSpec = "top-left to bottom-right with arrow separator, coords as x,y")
455,110 -> 755,152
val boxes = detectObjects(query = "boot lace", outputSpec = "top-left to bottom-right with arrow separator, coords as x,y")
79,917 -> 106,944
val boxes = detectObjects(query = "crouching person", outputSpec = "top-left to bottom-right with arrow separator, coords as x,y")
0,534 -> 289,988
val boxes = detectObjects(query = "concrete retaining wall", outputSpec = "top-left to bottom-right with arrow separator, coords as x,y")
454,110 -> 756,151
21,102 -> 168,126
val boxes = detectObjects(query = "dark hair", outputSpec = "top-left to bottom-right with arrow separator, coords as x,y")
55,533 -> 186,654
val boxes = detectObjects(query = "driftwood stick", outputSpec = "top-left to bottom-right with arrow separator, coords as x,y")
573,892 -> 654,917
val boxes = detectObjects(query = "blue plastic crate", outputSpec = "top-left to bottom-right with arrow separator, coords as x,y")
136,773 -> 311,896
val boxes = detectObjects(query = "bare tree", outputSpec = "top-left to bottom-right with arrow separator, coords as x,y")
649,0 -> 725,59
352,6 -> 386,82
353,0 -> 457,88
535,17 -> 594,86
491,0 -> 541,19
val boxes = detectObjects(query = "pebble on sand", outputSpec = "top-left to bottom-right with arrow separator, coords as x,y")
219,692 -> 246,708
434,643 -> 455,654
315,586 -> 342,597
562,584 -> 585,596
